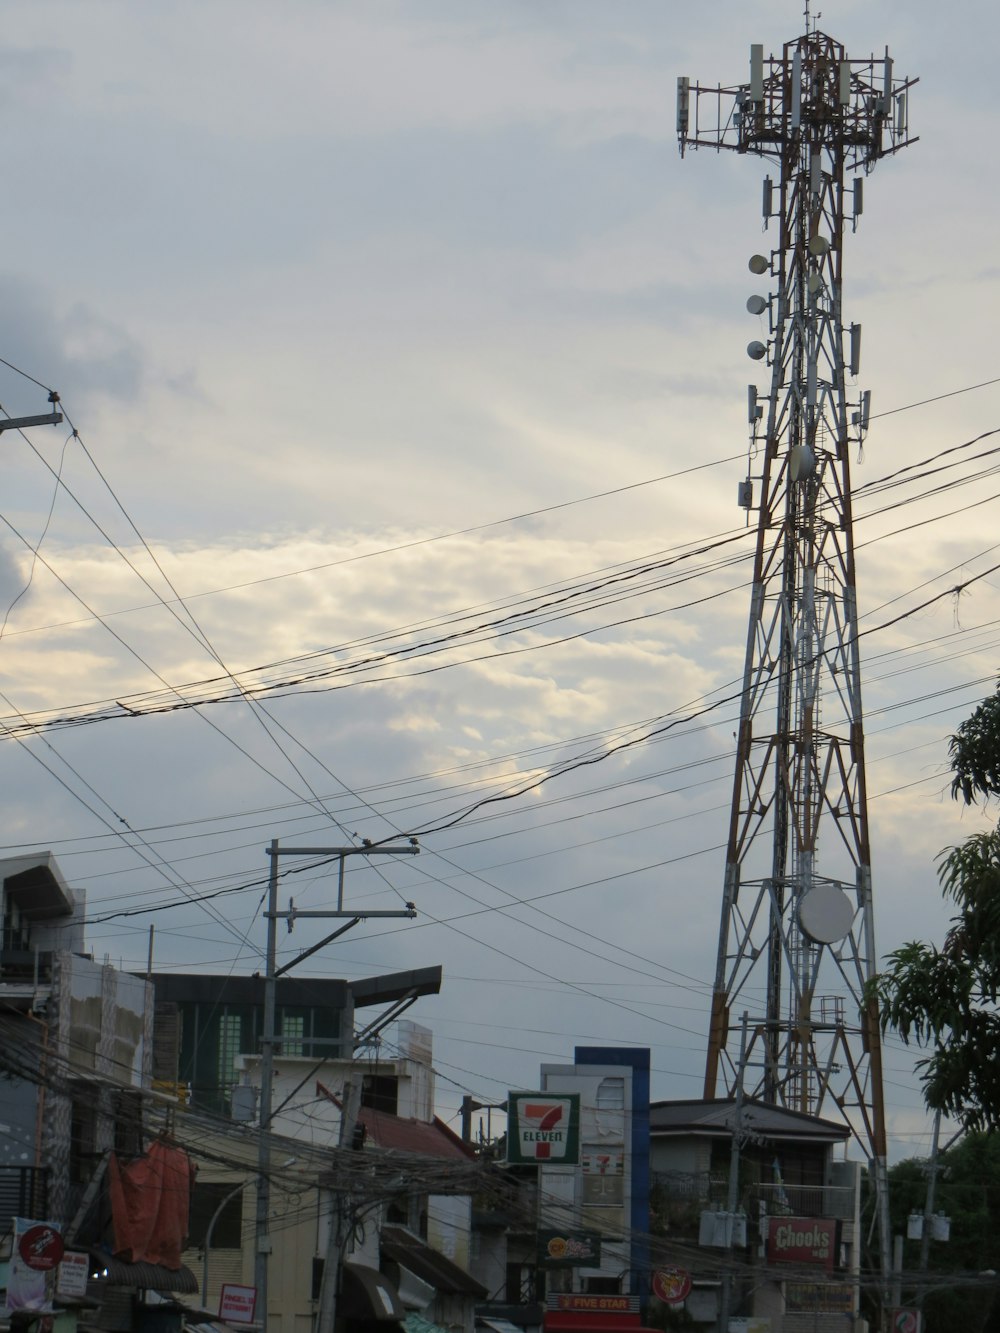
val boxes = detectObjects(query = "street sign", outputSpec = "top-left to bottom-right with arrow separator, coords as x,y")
506,1092 -> 580,1164
890,1310 -> 921,1333
652,1267 -> 692,1305
18,1225 -> 64,1272
219,1284 -> 257,1324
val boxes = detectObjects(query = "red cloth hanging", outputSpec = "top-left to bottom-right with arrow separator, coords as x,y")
108,1139 -> 194,1268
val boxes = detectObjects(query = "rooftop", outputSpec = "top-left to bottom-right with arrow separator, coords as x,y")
650,1097 -> 850,1143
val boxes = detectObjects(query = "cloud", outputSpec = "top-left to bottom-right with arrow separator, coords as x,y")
0,276 -> 142,412
0,0 -> 995,1162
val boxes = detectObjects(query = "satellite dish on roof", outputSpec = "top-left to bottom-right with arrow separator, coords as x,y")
799,883 -> 854,944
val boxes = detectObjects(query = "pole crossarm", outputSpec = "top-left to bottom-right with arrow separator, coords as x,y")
0,408 -> 64,433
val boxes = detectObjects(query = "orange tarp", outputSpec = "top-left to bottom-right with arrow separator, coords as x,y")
108,1140 -> 194,1268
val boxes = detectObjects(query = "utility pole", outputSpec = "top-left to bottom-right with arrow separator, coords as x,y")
315,1077 -> 363,1333
678,20 -> 917,1293
717,1014 -> 749,1333
254,839 -> 419,1333
918,1110 -> 942,1274
460,1096 -> 507,1145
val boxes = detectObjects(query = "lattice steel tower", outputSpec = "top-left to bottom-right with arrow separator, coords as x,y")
678,19 -> 916,1229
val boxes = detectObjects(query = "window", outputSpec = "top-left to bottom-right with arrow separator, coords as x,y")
584,1276 -> 621,1295
113,1091 -> 143,1158
282,1014 -> 304,1058
362,1074 -> 399,1115
217,1014 -> 242,1090
69,1086 -> 98,1185
188,1182 -> 244,1249
596,1078 -> 624,1110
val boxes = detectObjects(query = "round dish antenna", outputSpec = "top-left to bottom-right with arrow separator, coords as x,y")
799,883 -> 854,944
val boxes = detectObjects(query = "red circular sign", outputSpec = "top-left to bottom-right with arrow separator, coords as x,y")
18,1225 -> 65,1272
652,1266 -> 692,1305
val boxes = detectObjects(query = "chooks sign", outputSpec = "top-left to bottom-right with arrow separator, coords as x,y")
766,1217 -> 839,1272
507,1092 -> 581,1164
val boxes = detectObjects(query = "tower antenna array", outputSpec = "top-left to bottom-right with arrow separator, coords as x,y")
678,27 -> 916,1277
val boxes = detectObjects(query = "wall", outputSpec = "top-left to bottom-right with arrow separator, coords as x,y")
43,954 -> 153,1224
428,1193 -> 472,1270
0,1026 -> 42,1168
395,1021 -> 435,1119
470,1223 -> 506,1301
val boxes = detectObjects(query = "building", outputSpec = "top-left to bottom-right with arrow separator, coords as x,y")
649,1098 -> 862,1331
478,1049 -> 657,1333
0,852 -> 155,1222
147,965 -> 489,1333
0,852 -> 193,1333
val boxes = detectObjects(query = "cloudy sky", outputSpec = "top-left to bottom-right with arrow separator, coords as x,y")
1,0 -> 998,1164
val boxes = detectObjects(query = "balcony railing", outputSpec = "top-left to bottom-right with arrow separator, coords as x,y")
0,948 -> 53,983
653,1171 -> 856,1222
0,1166 -> 48,1223
751,1181 -> 856,1221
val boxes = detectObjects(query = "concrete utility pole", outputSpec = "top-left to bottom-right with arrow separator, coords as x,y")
254,839 -> 419,1333
717,1014 -> 749,1333
918,1110 -> 943,1275
315,1077 -> 363,1333
679,20 -> 917,1290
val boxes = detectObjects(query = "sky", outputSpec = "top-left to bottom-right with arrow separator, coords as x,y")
1,0 -> 998,1167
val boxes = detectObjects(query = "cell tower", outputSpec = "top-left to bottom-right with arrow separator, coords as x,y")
678,21 -> 916,1259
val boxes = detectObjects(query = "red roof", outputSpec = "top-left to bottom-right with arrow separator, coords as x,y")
359,1107 -> 475,1160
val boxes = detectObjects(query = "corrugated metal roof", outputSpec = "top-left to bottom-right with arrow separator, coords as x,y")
360,1109 -> 475,1160
649,1098 -> 849,1140
90,1255 -> 199,1293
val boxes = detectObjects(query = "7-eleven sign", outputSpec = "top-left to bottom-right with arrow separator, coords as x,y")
507,1093 -> 581,1164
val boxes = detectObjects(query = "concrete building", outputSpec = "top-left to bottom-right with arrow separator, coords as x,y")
145,969 -> 488,1333
0,852 -> 154,1229
649,1099 -> 862,1331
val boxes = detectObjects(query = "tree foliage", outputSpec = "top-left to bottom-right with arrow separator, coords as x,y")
870,682 -> 1000,1133
950,681 -> 1000,805
888,1134 -> 1000,1333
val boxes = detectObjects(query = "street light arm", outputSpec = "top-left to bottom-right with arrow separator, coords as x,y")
202,1180 -> 251,1307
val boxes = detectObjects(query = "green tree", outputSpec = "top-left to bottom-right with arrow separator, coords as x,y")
871,681 -> 1000,1133
888,1134 -> 1000,1333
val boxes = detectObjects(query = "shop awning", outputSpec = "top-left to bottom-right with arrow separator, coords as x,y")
341,1260 -> 407,1322
404,1315 -> 452,1333
478,1320 -> 527,1333
545,1324 -> 660,1333
545,1314 -> 658,1333
90,1255 -> 199,1294
381,1226 -> 487,1299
